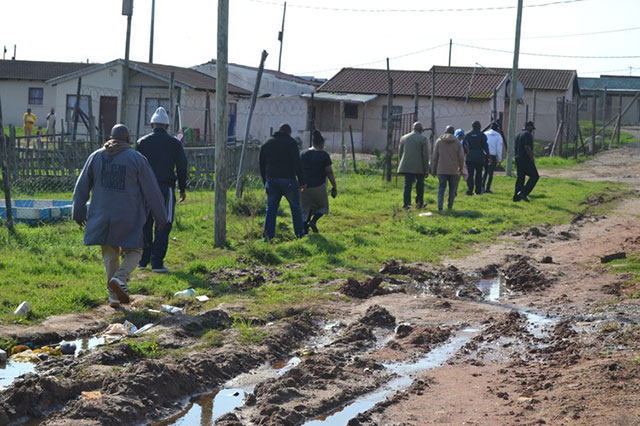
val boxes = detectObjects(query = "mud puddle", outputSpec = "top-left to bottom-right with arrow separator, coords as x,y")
158,356 -> 302,425
473,275 -> 505,302
305,329 -> 479,425
0,336 -> 106,390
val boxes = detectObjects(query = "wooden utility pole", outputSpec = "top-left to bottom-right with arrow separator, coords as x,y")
430,67 -> 436,155
169,72 -> 175,133
340,101 -> 347,173
385,58 -> 393,182
214,0 -> 229,248
121,0 -> 133,125
136,86 -> 143,140
505,0 -> 523,177
236,49 -> 268,198
149,0 -> 156,63
277,1 -> 287,72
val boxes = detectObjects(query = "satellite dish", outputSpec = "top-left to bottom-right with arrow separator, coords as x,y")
505,79 -> 525,101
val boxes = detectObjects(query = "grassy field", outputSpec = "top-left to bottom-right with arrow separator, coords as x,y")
0,167 -> 627,324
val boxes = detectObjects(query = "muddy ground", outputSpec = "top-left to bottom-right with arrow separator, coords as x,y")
1,148 -> 640,425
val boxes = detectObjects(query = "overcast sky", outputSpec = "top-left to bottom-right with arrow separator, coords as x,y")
3,0 -> 639,79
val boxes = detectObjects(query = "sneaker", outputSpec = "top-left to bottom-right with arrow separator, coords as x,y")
107,289 -> 121,308
513,193 -> 521,202
108,277 -> 130,304
466,191 -> 473,196
485,189 -> 494,194
137,264 -> 147,270
520,194 -> 530,202
309,222 -> 319,233
152,266 -> 170,273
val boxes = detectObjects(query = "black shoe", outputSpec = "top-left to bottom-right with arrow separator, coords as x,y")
513,193 -> 521,202
520,194 -> 530,202
403,205 -> 411,210
466,191 -> 473,196
309,222 -> 319,233
485,189 -> 493,194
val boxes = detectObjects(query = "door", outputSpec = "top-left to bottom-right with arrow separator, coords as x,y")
99,96 -> 118,137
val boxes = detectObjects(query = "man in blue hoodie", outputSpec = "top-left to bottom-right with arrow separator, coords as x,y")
136,107 -> 188,273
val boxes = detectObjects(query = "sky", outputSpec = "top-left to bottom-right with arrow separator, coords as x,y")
2,0 -> 640,79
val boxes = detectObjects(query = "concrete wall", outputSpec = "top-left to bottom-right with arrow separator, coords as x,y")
0,79 -> 57,128
194,63 -> 317,96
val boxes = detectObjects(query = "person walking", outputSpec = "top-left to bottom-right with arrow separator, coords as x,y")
72,124 -> 168,308
46,108 -> 56,142
513,121 -> 539,202
464,121 -> 489,196
482,122 -> 503,194
432,126 -> 465,211
454,128 -> 469,195
397,122 -> 429,210
23,108 -> 37,141
300,130 -> 337,233
136,107 -> 188,273
260,123 -> 306,240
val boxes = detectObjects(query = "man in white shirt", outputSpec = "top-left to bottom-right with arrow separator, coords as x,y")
483,122 -> 504,194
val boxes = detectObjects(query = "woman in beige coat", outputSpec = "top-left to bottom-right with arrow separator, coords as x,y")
431,126 -> 465,211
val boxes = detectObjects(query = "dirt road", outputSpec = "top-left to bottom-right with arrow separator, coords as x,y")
1,147 -> 640,425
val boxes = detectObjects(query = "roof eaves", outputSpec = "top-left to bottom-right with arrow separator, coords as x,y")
45,59 -> 121,85
129,63 -> 194,90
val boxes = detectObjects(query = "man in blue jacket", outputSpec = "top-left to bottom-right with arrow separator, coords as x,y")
73,124 -> 168,307
136,107 -> 188,273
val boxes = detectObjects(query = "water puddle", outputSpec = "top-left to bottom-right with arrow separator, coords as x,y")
0,361 -> 36,389
474,275 -> 504,302
522,310 -> 557,338
67,336 -> 106,357
305,329 -> 479,425
160,356 -> 302,425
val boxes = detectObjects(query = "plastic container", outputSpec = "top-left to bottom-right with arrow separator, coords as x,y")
173,288 -> 196,298
60,341 -> 77,355
0,349 -> 7,362
161,305 -> 184,315
14,301 -> 31,316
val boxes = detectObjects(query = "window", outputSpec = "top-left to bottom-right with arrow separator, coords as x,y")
381,105 -> 403,128
28,88 -> 44,105
344,103 -> 358,119
66,95 -> 91,123
145,98 -> 171,125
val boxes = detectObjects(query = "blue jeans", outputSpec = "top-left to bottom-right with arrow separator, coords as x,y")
140,183 -> 175,269
264,178 -> 305,240
437,174 -> 457,210
403,174 -> 425,208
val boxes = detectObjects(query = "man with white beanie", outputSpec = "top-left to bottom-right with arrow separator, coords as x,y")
136,107 -> 188,273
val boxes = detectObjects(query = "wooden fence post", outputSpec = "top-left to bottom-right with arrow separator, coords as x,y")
0,97 -> 14,233
214,0 -> 229,248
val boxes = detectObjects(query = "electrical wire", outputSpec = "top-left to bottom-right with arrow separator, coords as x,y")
246,0 -> 588,13
453,42 -> 640,59
457,26 -> 640,41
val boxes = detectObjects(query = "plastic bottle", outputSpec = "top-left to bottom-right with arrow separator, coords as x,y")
161,305 -> 184,314
173,288 -> 196,298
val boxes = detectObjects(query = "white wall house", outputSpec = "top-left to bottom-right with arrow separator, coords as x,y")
0,60 -> 92,130
45,59 -> 251,142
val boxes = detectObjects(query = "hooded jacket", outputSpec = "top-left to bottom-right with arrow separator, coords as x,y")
431,133 -> 465,175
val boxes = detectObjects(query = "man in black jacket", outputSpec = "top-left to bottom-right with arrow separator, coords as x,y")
259,123 -> 306,240
136,107 -> 188,273
513,121 -> 539,202
464,121 -> 489,195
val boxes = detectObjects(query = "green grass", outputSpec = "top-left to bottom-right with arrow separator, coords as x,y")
606,252 -> 640,298
0,170 -> 629,323
233,317 -> 269,345
127,339 -> 165,358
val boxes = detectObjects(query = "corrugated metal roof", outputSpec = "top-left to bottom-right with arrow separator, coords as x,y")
318,66 -> 576,99
200,60 -> 325,86
131,61 -> 250,95
578,76 -> 640,91
300,93 -> 378,103
0,60 -> 93,81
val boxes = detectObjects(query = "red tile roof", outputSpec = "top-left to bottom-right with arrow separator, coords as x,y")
318,66 -> 576,99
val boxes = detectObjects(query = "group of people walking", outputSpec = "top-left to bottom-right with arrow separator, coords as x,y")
72,107 -> 187,308
399,119 -> 539,211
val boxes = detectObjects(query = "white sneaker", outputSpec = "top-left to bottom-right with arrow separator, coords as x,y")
152,266 -> 169,274
108,276 -> 130,304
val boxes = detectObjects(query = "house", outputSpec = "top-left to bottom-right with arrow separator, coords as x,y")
0,59 -> 93,129
315,65 -> 579,152
192,60 -> 324,96
578,75 -> 640,125
45,59 -> 251,141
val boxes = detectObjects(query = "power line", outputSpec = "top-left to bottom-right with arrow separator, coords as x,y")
458,26 -> 640,41
246,0 -> 587,13
454,42 -> 640,59
298,43 -> 449,75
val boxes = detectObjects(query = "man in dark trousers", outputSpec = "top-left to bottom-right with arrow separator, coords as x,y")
464,121 -> 489,195
513,121 -> 539,202
260,123 -> 306,240
136,107 -> 187,273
